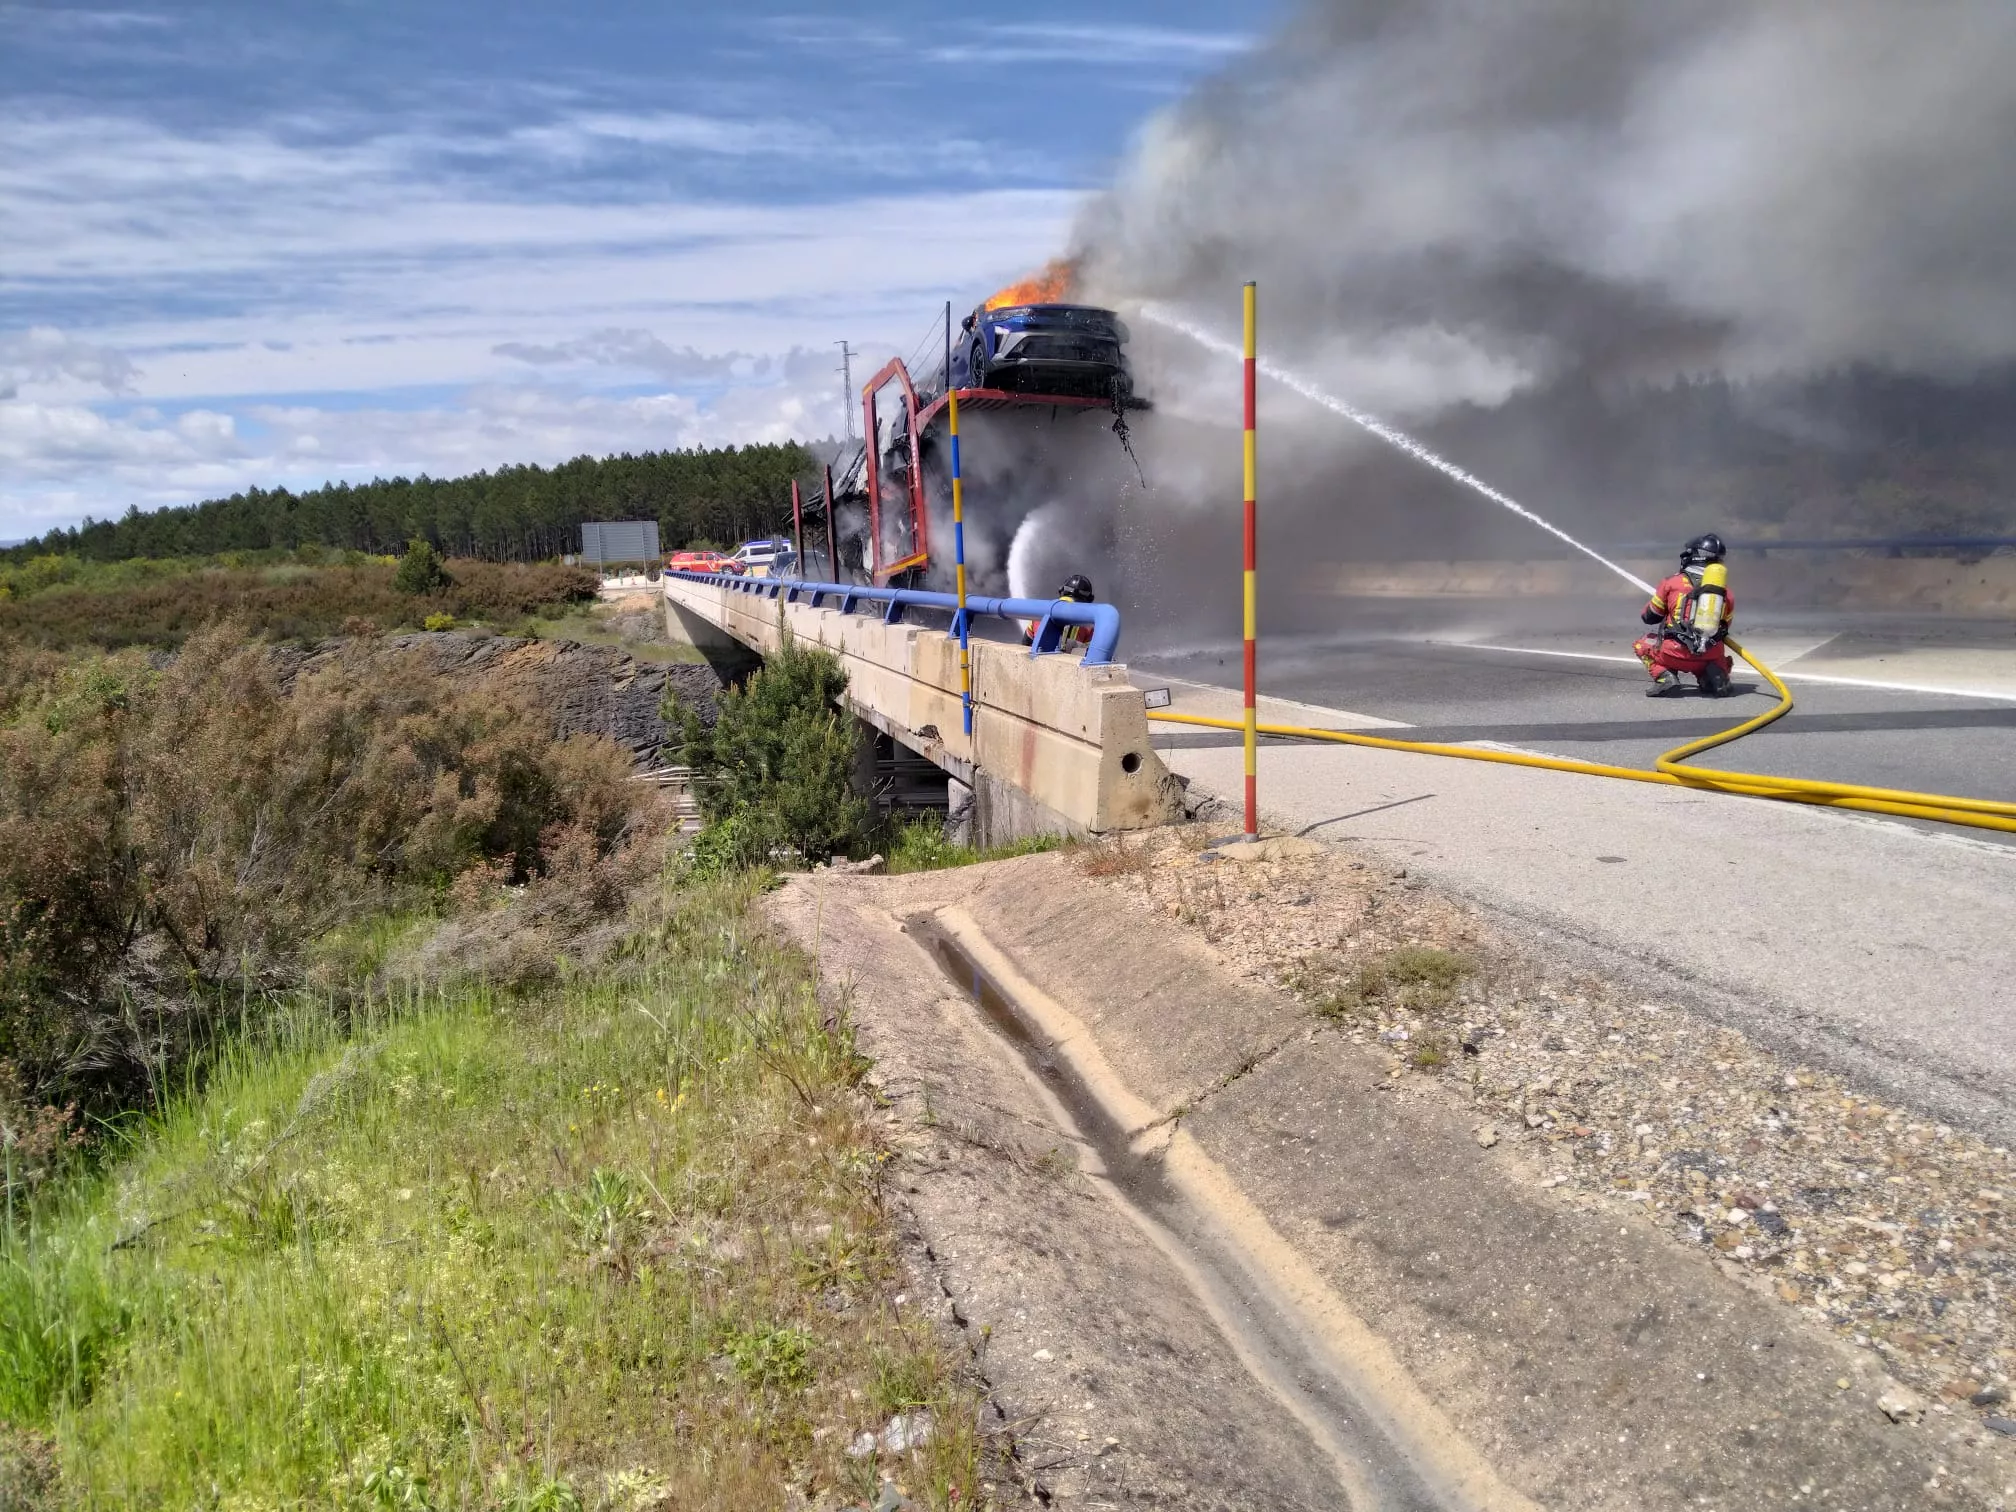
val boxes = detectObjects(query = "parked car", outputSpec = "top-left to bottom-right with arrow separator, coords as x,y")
667,549 -> 735,575
729,537 -> 797,577
950,303 -> 1132,400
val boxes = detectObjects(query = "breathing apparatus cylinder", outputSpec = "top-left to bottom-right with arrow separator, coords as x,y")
1681,560 -> 1728,650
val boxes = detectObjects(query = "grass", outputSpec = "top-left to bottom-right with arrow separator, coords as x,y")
1319,945 -> 1478,1023
880,816 -> 1065,875
1073,834 -> 1154,879
522,604 -> 708,667
0,877 -> 984,1509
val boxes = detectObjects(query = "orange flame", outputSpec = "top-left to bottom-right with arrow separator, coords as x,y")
982,257 -> 1076,311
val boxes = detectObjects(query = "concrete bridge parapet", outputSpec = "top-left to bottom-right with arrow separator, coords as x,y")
663,576 -> 1182,843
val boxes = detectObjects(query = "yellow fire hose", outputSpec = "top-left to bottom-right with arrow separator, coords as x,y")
1147,637 -> 2016,836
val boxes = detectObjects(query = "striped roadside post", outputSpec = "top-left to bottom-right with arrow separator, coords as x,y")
1242,280 -> 1259,841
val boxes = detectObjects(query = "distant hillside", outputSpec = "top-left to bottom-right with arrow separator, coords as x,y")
6,442 -> 818,564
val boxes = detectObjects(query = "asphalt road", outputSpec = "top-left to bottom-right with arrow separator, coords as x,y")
1131,597 -> 2016,1142
1140,599 -> 2016,837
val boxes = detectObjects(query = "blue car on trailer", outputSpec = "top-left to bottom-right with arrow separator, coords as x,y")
950,303 -> 1134,401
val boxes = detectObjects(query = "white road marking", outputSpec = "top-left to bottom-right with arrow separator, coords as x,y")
1439,641 -> 2016,703
1141,671 -> 1414,729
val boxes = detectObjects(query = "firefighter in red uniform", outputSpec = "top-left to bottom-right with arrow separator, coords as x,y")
1635,533 -> 1735,697
1025,574 -> 1096,650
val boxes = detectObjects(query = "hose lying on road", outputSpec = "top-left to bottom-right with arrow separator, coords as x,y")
1146,637 -> 2016,836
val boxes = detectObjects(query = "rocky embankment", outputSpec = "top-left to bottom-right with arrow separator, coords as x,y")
275,631 -> 721,761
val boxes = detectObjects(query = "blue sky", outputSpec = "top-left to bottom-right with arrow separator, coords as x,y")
0,1 -> 1282,539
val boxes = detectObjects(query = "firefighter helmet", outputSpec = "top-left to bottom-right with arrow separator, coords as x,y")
1681,532 -> 1727,568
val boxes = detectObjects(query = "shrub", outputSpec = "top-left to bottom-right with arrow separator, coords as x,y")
422,612 -> 456,632
0,1062 -> 82,1216
0,555 -> 598,649
392,538 -> 452,596
669,630 -> 868,869
0,625 -> 656,1116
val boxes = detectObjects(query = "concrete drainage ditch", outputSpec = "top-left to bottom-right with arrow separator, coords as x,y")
908,908 -> 1540,1512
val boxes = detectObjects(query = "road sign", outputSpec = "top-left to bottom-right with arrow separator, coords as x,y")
580,520 -> 660,566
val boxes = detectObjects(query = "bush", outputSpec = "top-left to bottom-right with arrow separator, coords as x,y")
392,538 -> 452,596
0,555 -> 599,649
422,612 -> 456,631
0,625 -> 656,1117
669,631 -> 868,869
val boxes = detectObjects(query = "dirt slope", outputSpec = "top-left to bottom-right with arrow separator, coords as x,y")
274,630 -> 721,757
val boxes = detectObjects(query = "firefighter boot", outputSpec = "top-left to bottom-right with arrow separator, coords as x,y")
1697,663 -> 1732,698
1645,670 -> 1681,697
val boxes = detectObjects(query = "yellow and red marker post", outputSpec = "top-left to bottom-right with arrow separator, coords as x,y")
1241,280 -> 1258,841
949,386 -> 973,735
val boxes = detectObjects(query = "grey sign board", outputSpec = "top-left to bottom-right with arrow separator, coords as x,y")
580,520 -> 661,566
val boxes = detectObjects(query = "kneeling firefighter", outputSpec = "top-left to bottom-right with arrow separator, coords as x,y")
1634,534 -> 1735,697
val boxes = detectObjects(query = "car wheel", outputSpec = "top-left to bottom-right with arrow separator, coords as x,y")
968,339 -> 988,390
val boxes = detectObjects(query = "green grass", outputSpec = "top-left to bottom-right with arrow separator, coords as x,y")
1318,945 -> 1478,1022
0,879 -> 983,1509
881,816 -> 1065,875
521,604 -> 708,665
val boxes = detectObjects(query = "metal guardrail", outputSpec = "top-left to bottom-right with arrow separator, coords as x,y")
665,570 -> 1123,666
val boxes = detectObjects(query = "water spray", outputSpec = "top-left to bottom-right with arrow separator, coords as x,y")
1137,301 -> 2016,835
1138,305 -> 1656,597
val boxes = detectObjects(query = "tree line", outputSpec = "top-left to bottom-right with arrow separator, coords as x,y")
5,443 -> 823,564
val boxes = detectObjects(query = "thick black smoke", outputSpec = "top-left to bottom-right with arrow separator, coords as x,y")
1054,0 -> 2016,596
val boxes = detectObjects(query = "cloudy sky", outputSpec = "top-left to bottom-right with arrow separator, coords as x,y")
0,1 -> 1277,541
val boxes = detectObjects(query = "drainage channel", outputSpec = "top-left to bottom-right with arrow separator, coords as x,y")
909,914 -> 1492,1512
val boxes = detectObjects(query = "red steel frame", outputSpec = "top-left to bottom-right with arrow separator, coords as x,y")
861,357 -> 1109,585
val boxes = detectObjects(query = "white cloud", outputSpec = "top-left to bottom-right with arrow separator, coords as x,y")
761,16 -> 1253,68
0,358 -> 896,538
0,326 -> 137,399
930,22 -> 1254,65
0,102 -> 1086,534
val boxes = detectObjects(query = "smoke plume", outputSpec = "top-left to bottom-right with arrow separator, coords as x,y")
974,0 -> 2016,629
1079,0 -> 2016,407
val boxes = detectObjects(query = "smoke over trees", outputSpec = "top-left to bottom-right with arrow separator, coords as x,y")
1070,0 -> 2016,553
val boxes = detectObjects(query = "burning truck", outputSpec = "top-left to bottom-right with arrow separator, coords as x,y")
816,260 -> 1146,590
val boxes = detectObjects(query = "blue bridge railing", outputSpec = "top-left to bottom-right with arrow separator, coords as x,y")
665,571 -> 1123,666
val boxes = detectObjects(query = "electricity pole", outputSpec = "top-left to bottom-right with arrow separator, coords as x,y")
835,340 -> 856,444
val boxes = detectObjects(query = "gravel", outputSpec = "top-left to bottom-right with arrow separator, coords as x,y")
1079,826 -> 2016,1430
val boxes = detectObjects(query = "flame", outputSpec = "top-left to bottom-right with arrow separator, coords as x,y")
982,257 -> 1076,311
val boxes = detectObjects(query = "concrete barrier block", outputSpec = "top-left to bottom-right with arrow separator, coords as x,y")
662,578 -> 1182,835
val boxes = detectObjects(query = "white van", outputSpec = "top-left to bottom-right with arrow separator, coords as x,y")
730,537 -> 797,578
